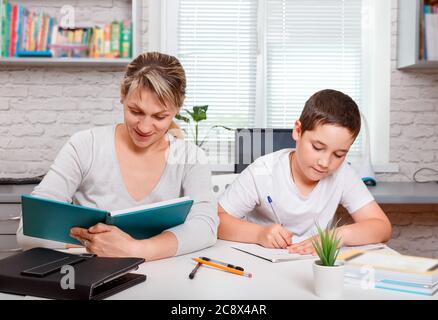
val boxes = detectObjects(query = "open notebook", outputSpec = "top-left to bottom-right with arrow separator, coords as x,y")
232,243 -> 388,263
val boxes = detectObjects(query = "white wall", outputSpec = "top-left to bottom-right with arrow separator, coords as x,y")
1,0 -> 438,180
377,0 -> 438,182
0,0 -> 147,178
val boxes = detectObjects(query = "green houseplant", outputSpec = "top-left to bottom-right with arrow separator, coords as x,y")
175,105 -> 232,147
311,221 -> 344,298
311,222 -> 342,267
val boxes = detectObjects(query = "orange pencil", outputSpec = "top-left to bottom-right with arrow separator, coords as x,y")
192,257 -> 252,278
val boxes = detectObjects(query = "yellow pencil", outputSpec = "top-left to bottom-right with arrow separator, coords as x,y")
192,257 -> 252,278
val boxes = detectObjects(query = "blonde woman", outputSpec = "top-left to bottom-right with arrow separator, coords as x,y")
17,52 -> 218,260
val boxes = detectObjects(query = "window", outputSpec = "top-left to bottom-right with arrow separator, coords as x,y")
154,0 -> 392,172
266,0 -> 362,153
177,0 -> 257,166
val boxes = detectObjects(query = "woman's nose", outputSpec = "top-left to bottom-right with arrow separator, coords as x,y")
137,117 -> 153,133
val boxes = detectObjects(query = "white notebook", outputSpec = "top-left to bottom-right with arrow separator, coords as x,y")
232,243 -> 388,263
232,244 -> 315,263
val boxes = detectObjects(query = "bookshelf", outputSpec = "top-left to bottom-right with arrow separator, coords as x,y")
397,0 -> 438,69
0,0 -> 141,67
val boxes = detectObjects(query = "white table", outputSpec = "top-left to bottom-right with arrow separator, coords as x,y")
369,182 -> 438,204
0,240 -> 436,300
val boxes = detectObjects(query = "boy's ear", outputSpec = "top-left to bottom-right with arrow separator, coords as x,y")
292,120 -> 302,141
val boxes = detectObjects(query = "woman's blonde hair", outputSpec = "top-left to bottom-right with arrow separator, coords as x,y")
120,52 -> 186,138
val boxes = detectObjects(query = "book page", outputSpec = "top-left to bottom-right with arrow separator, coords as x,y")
232,243 -> 315,262
232,243 -> 390,263
339,243 -> 388,253
347,252 -> 438,273
109,196 -> 191,216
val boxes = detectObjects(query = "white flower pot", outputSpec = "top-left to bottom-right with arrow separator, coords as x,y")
312,260 -> 344,299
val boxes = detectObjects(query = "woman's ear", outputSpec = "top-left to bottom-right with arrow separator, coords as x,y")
292,120 -> 302,141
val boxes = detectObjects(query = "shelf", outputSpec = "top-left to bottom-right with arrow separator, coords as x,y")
398,59 -> 438,70
0,57 -> 131,67
397,0 -> 438,69
0,0 -> 141,68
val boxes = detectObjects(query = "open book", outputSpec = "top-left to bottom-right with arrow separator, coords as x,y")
232,243 -> 387,263
21,194 -> 193,245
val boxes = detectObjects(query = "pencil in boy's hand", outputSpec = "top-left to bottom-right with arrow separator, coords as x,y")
192,257 -> 253,278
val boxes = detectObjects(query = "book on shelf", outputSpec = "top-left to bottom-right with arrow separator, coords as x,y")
121,20 -> 132,58
424,3 -> 438,61
0,0 -> 132,59
111,20 -> 121,58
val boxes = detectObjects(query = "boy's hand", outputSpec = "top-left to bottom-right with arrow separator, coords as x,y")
287,236 -> 319,255
256,224 -> 293,249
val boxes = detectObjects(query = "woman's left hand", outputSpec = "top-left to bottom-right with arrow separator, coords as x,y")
287,236 -> 319,256
70,223 -> 140,258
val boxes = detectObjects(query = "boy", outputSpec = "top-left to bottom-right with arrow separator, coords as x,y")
218,89 -> 391,255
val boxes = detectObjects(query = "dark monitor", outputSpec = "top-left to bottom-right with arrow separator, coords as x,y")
234,128 -> 295,173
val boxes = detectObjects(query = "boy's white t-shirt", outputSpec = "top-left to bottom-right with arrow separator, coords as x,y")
219,149 -> 375,243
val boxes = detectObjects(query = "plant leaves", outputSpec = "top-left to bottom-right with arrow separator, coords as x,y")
312,221 -> 341,266
210,124 -> 233,131
192,105 -> 208,122
175,113 -> 190,123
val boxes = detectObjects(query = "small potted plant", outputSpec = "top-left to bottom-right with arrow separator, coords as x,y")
311,221 -> 344,299
175,105 -> 232,148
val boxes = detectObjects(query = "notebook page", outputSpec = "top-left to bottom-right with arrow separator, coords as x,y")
233,243 -> 390,263
232,243 -> 315,262
109,196 -> 191,216
347,252 -> 438,273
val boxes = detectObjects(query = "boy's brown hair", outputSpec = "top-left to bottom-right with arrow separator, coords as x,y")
299,89 -> 361,139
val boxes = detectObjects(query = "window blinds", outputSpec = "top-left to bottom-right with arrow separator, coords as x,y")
176,0 -> 364,164
177,0 -> 258,164
266,0 -> 363,153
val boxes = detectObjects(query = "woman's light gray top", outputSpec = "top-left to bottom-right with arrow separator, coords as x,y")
17,125 -> 219,256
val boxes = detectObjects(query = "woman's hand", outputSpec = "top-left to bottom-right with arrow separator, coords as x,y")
70,223 -> 142,258
256,224 -> 293,248
287,236 -> 319,255
64,243 -> 83,249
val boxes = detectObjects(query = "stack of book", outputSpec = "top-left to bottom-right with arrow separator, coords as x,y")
0,0 -> 132,59
50,21 -> 132,59
0,1 -> 54,57
86,20 -> 132,59
339,249 -> 438,296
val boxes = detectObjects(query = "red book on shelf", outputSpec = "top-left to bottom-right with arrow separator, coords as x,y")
26,11 -> 33,51
9,4 -> 17,56
36,12 -> 43,51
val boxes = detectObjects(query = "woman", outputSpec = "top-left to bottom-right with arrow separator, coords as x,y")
17,52 -> 218,260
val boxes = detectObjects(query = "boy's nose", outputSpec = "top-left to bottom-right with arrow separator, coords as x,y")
317,158 -> 329,169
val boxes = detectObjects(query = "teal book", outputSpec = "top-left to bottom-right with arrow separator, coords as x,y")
22,194 -> 193,245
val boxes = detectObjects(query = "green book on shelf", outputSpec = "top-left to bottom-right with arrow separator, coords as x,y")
121,19 -> 131,58
0,0 -> 3,57
22,194 -> 194,245
1,0 -> 11,57
110,20 -> 120,58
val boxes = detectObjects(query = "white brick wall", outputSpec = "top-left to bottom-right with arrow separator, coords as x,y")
0,0 -> 147,178
2,0 -> 437,179
377,0 -> 438,182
